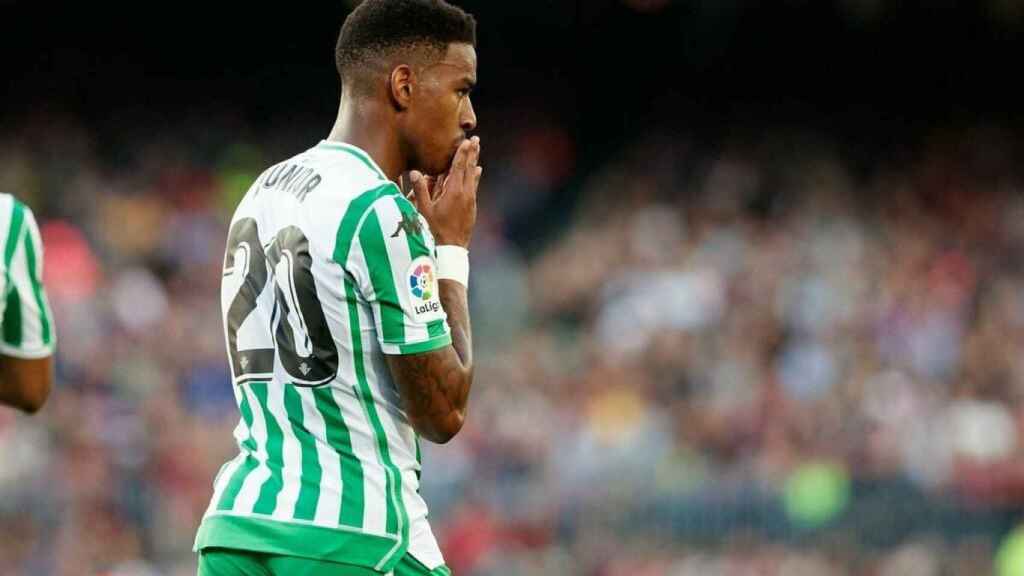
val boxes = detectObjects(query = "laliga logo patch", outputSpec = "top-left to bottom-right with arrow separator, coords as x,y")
408,256 -> 441,315
409,260 -> 434,300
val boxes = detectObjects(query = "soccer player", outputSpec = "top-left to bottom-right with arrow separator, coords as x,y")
194,1 -> 480,574
0,193 -> 54,414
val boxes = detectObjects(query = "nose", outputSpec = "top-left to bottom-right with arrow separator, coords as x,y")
460,97 -> 477,133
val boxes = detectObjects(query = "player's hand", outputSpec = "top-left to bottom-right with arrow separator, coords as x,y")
408,136 -> 481,248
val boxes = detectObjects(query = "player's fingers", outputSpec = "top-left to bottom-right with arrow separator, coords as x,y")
448,139 -> 471,189
463,137 -> 480,189
408,171 -> 431,211
465,137 -> 479,170
431,172 -> 447,202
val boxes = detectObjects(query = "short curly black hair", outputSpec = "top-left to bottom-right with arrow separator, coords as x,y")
336,0 -> 476,90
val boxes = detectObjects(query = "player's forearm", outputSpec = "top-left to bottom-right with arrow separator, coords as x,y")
420,279 -> 473,441
439,279 -> 472,373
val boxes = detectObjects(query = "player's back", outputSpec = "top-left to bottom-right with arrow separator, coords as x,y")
196,141 -> 451,572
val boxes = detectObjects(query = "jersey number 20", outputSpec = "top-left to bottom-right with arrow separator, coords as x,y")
223,218 -> 339,386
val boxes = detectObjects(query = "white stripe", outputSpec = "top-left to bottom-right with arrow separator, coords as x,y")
266,383 -> 303,520
234,385 -> 271,514
301,387 -> 343,527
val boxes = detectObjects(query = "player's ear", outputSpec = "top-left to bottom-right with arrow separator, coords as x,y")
389,64 -> 414,111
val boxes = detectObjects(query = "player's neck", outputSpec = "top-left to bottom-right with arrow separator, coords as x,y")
327,98 -> 404,182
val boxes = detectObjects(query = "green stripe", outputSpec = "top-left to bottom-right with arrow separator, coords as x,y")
358,210 -> 405,344
427,320 -> 446,339
346,277 -> 409,561
397,333 -> 451,355
2,289 -> 20,345
333,184 -> 399,271
393,553 -> 452,576
217,387 -> 259,511
313,386 -> 365,528
252,383 -> 285,515
2,200 -> 25,345
3,200 -> 24,269
317,142 -> 386,180
284,386 -> 322,521
22,231 -> 51,345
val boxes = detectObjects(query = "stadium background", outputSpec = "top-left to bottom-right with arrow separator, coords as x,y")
2,0 -> 1024,574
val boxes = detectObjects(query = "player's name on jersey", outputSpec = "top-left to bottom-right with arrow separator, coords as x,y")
256,162 -> 323,203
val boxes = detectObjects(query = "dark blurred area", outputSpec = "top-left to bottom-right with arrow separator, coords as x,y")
3,1 -> 1024,575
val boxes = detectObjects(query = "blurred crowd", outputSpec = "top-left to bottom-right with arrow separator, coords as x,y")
2,112 -> 1024,576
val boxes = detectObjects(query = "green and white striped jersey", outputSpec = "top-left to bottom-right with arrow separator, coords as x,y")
0,194 -> 54,360
195,142 -> 452,573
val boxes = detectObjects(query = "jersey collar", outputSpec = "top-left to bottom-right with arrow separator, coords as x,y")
317,140 -> 388,181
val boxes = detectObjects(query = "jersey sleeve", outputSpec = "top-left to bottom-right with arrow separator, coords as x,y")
0,203 -> 55,359
349,193 -> 451,355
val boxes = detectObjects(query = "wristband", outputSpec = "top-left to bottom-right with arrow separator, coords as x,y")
435,245 -> 469,288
